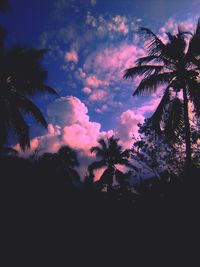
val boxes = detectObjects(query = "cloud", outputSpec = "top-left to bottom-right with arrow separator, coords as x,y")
95,104 -> 108,114
83,42 -> 145,85
85,74 -> 108,88
85,12 -> 139,37
65,49 -> 78,63
47,96 -> 89,128
15,95 -> 149,179
82,87 -> 92,94
90,0 -> 97,6
116,110 -> 144,149
17,96 -> 114,179
108,15 -> 129,35
88,89 -> 108,102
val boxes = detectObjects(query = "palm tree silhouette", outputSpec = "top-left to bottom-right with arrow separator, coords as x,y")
88,136 -> 136,192
0,44 -> 57,150
124,20 -> 200,168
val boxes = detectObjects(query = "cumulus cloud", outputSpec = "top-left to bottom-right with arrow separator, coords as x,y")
17,96 -> 114,179
47,96 -> 89,127
46,96 -> 114,150
116,110 -> 144,149
65,49 -> 78,63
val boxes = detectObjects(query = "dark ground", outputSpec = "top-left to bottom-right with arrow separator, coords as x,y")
1,157 -> 200,266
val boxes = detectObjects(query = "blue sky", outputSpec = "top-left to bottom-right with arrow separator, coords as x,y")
1,0 -> 199,161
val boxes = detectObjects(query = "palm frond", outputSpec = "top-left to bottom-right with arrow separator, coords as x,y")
41,85 -> 58,95
120,149 -> 131,158
90,146 -> 105,158
187,80 -> 200,116
9,109 -> 30,150
88,160 -> 106,173
99,167 -> 114,184
135,55 -> 163,65
138,27 -> 166,56
165,32 -> 187,60
117,158 -> 138,171
0,26 -> 6,50
133,72 -> 175,96
187,18 -> 200,57
123,65 -> 164,80
164,98 -> 184,140
14,94 -> 47,128
150,86 -> 171,133
98,138 -> 107,151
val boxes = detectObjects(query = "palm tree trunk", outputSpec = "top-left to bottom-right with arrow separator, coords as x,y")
182,87 -> 192,168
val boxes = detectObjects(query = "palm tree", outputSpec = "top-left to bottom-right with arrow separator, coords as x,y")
88,136 -> 136,192
0,45 -> 57,150
124,19 -> 200,168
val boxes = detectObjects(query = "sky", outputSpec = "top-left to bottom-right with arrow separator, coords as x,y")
1,0 -> 199,177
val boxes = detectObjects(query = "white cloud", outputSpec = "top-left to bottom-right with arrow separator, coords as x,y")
116,110 -> 144,149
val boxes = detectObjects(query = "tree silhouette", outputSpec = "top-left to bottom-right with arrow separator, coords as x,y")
38,146 -> 80,188
0,43 -> 57,150
124,19 -> 200,168
88,136 -> 136,192
0,0 -> 10,11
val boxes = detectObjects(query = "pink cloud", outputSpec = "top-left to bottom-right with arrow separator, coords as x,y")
95,104 -> 108,114
82,87 -> 92,94
47,97 -> 113,153
18,96 -> 114,179
85,74 -> 108,87
108,15 -> 129,35
88,89 -> 108,102
83,42 -> 145,86
62,122 -> 101,151
65,49 -> 78,63
85,13 -> 130,36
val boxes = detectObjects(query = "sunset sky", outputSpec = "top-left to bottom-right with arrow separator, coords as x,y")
1,0 -> 199,171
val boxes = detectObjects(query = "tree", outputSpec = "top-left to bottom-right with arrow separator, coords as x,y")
88,136 -> 136,192
124,19 -> 200,168
0,0 -> 10,12
38,146 -> 80,188
132,119 -> 184,179
0,45 -> 57,150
